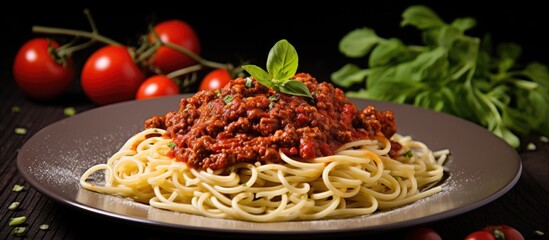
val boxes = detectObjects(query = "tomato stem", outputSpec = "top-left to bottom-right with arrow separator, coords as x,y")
135,42 -> 161,64
166,64 -> 203,79
163,42 -> 228,69
32,9 -> 121,46
32,26 -> 122,46
58,40 -> 96,56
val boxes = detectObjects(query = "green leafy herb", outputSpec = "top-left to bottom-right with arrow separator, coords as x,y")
64,107 -> 76,117
215,89 -> 221,97
223,95 -> 234,104
268,95 -> 277,109
8,202 -> 20,210
331,5 -> 549,148
168,142 -> 176,149
15,128 -> 27,135
11,227 -> 26,236
245,77 -> 253,88
242,39 -> 313,99
403,150 -> 414,158
39,224 -> 50,230
12,106 -> 21,113
9,216 -> 26,226
12,184 -> 24,192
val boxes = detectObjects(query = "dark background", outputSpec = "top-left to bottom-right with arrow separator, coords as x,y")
1,2 -> 549,239
2,1 -> 549,98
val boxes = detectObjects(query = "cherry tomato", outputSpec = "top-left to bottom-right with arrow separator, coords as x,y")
148,19 -> 200,74
13,38 -> 74,100
465,231 -> 496,240
136,75 -> 179,100
482,225 -> 525,240
405,227 -> 442,240
81,45 -> 145,105
198,68 -> 232,91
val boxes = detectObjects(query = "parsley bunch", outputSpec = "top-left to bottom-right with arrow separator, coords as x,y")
331,5 -> 549,148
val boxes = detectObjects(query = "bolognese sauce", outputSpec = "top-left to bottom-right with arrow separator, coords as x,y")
145,73 -> 399,170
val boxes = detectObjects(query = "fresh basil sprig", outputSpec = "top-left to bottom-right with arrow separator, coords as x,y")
331,5 -> 549,149
242,39 -> 313,98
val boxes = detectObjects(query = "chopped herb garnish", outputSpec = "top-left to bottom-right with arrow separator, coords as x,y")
403,150 -> 413,158
12,106 -> 21,113
168,142 -> 176,149
242,183 -> 248,187
223,95 -> 234,104
8,202 -> 20,210
183,108 -> 189,113
63,107 -> 76,117
15,128 -> 27,135
215,89 -> 221,97
12,184 -> 24,192
11,227 -> 26,236
154,129 -> 159,133
268,95 -> 278,109
9,216 -> 26,226
228,166 -> 235,173
39,224 -> 50,230
245,77 -> 253,88
242,39 -> 313,99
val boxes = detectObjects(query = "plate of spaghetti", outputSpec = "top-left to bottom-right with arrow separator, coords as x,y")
17,73 -> 521,235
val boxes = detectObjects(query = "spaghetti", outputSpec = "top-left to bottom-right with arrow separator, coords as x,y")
80,127 -> 448,222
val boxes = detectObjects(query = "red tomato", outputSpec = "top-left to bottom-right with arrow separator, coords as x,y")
81,45 -> 145,105
465,231 -> 496,240
13,38 -> 74,100
198,68 -> 232,91
405,227 -> 442,240
148,20 -> 200,74
136,75 -> 179,100
482,225 -> 524,240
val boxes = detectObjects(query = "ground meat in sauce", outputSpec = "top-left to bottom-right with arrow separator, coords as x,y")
144,73 -> 400,170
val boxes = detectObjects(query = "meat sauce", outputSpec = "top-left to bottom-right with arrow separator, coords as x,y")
145,73 -> 400,170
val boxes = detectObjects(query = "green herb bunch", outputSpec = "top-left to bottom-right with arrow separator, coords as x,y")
331,5 -> 549,148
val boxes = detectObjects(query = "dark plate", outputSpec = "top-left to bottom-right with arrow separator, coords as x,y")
17,94 -> 521,235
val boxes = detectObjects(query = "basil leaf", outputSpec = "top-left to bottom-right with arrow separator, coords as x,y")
523,63 -> 549,87
267,39 -> 298,81
279,80 -> 312,98
411,48 -> 448,81
369,38 -> 406,67
339,27 -> 381,58
528,89 -> 549,130
401,5 -> 445,29
331,64 -> 370,88
451,17 -> 476,32
497,42 -> 522,61
242,65 -> 273,88
494,125 -> 520,148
